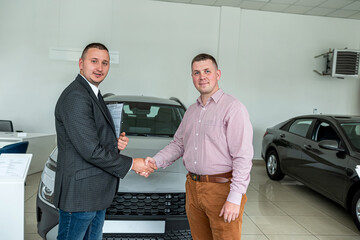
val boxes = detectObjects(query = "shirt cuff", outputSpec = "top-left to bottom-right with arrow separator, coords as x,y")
153,156 -> 164,168
226,191 -> 242,206
129,159 -> 133,172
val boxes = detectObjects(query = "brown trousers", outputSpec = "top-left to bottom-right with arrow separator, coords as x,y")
185,174 -> 247,240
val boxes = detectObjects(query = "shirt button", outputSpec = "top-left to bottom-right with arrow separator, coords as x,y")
198,120 -> 201,123
203,108 -> 206,111
194,161 -> 197,164
196,133 -> 199,136
195,147 -> 197,150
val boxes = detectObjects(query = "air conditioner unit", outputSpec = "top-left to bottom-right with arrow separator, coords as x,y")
314,49 -> 360,78
329,49 -> 360,78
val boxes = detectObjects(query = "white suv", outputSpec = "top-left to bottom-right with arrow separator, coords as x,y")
36,95 -> 192,239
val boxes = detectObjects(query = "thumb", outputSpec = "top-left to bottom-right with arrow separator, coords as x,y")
120,132 -> 126,137
144,157 -> 149,166
219,206 -> 224,217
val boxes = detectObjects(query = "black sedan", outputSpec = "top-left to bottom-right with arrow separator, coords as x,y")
261,115 -> 360,230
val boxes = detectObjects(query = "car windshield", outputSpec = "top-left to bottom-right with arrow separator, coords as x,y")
341,122 -> 360,151
121,102 -> 185,137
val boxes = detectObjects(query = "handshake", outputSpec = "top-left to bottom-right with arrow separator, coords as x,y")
118,133 -> 157,177
131,157 -> 157,178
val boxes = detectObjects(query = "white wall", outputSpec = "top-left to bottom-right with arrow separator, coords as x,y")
1,0 -> 360,159
237,10 -> 360,158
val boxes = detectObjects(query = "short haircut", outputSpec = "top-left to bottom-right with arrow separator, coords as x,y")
81,42 -> 109,59
191,53 -> 218,69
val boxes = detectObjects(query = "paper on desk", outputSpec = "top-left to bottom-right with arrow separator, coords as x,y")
107,103 -> 124,138
0,155 -> 29,178
17,132 -> 27,137
356,165 -> 360,178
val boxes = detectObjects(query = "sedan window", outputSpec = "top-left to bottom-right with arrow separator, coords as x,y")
288,119 -> 312,137
341,122 -> 360,151
313,122 -> 340,143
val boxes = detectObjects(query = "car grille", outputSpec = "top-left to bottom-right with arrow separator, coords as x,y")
106,193 -> 186,216
103,229 -> 192,240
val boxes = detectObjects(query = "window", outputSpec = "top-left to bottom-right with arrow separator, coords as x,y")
341,122 -> 360,151
313,122 -> 340,143
288,119 -> 312,137
121,102 -> 185,137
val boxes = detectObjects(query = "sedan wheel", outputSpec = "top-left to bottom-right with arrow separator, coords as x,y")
351,189 -> 360,231
265,150 -> 284,180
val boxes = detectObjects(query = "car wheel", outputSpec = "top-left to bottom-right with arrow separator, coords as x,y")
351,189 -> 360,231
265,150 -> 284,180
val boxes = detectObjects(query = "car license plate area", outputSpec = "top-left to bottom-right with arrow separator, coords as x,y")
103,220 -> 165,234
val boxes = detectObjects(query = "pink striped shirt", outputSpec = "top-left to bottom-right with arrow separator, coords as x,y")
153,89 -> 253,205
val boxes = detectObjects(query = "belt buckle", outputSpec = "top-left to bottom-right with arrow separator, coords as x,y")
191,173 -> 200,181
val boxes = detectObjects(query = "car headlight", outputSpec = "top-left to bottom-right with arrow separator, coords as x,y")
39,181 -> 54,205
38,156 -> 56,207
45,156 -> 57,172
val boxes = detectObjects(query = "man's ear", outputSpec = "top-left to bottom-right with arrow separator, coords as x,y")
79,58 -> 83,71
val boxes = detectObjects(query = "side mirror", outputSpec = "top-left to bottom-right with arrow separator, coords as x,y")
318,140 -> 345,152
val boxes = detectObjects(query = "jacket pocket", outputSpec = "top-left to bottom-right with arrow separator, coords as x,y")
75,166 -> 103,180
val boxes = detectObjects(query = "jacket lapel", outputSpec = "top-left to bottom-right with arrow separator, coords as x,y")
75,75 -> 116,135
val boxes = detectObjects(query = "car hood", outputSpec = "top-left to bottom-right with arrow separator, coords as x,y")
350,151 -> 360,161
118,135 -> 187,193
118,171 -> 186,193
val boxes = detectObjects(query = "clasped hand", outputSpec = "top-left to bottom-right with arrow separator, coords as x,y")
117,133 -> 157,178
117,132 -> 129,151
131,157 -> 157,178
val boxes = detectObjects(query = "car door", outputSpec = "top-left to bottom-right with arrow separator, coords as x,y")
301,120 -> 350,203
278,118 -> 313,177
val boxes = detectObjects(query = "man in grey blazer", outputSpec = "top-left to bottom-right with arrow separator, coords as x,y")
54,43 -> 156,240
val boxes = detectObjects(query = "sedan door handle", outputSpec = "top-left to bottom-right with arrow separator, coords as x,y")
280,134 -> 285,138
304,144 -> 312,150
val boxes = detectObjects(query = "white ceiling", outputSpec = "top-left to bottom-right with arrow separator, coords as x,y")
152,0 -> 360,20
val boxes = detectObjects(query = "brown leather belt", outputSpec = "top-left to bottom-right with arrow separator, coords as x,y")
188,171 -> 232,183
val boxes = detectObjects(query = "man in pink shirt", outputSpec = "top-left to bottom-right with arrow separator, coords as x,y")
145,53 -> 253,239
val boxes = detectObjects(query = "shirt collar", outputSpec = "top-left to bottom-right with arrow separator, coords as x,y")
196,89 -> 224,106
80,74 -> 99,98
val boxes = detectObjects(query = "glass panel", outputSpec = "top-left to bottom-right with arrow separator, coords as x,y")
341,122 -> 360,151
288,119 -> 312,137
122,102 -> 184,137
313,122 -> 340,143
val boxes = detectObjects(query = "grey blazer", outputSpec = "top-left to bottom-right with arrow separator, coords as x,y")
54,74 -> 132,212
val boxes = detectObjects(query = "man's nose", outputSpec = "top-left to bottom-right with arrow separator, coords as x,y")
97,62 -> 103,71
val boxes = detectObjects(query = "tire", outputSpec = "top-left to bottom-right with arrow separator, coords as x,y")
265,150 -> 284,180
351,189 -> 360,231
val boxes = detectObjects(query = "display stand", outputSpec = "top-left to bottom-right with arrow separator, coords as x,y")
0,154 -> 32,240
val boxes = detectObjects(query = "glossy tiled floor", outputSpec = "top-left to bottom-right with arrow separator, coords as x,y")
24,171 -> 43,240
24,161 -> 360,240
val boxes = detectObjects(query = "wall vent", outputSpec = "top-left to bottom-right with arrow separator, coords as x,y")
331,49 -> 360,78
314,49 -> 360,78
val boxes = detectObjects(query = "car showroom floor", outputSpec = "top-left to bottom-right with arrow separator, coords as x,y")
24,161 -> 360,240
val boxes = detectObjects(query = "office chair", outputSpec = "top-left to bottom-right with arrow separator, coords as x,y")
0,141 -> 29,154
0,120 -> 14,132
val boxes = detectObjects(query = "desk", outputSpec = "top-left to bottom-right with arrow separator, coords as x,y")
0,154 -> 32,240
0,132 -> 56,174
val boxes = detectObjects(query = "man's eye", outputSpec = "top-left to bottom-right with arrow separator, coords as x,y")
103,62 -> 108,66
91,60 -> 97,63
194,72 -> 199,75
205,70 -> 210,73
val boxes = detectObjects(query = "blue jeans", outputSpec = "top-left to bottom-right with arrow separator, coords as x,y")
57,209 -> 106,240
